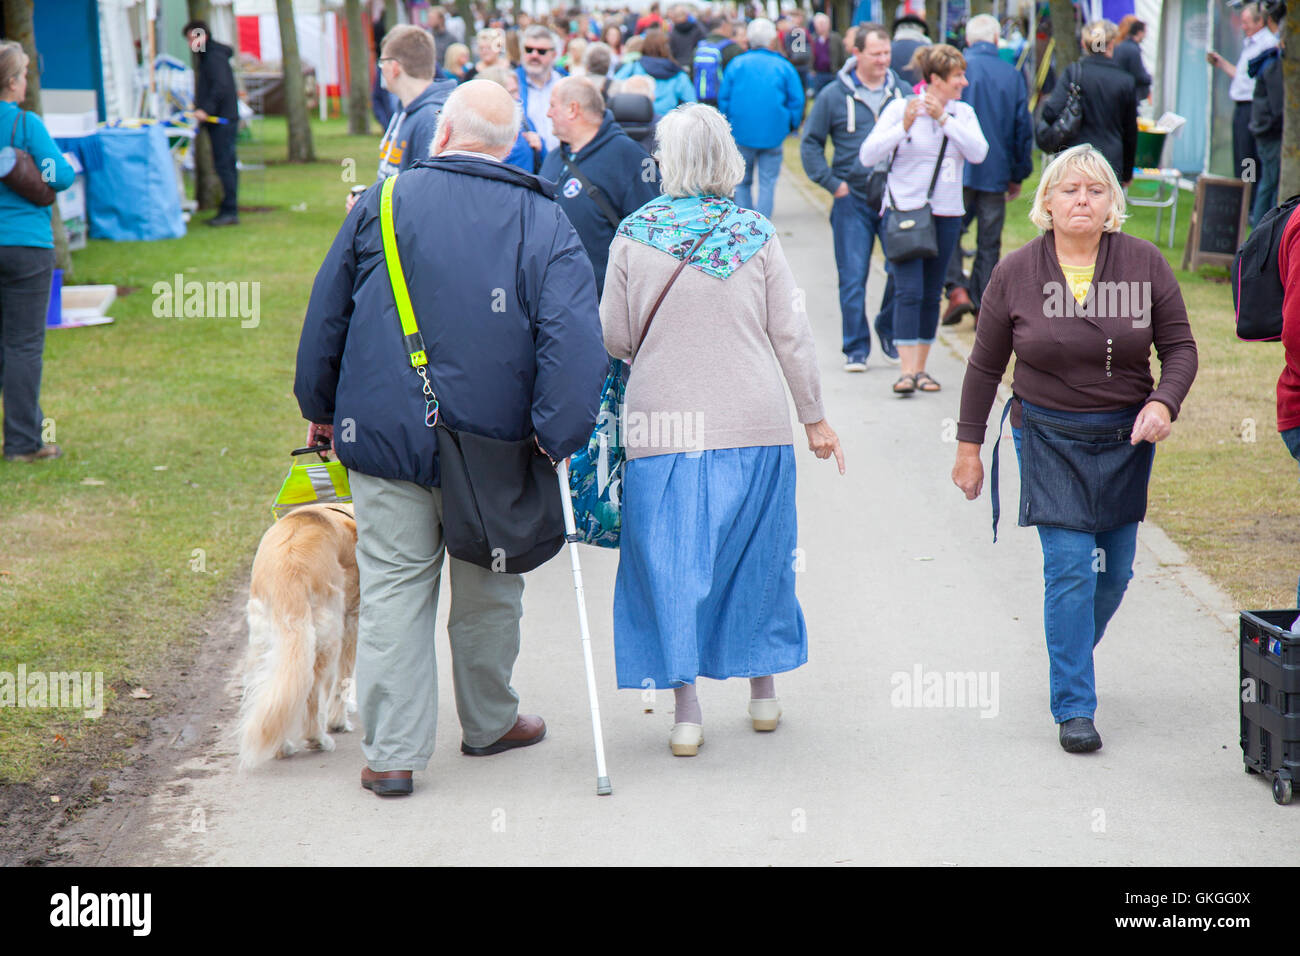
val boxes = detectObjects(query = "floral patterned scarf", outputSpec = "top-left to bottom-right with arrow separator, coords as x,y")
617,194 -> 775,280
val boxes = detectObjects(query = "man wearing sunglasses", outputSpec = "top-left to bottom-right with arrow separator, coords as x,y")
514,25 -> 567,151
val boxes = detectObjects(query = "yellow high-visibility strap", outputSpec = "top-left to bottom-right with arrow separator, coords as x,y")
380,174 -> 428,368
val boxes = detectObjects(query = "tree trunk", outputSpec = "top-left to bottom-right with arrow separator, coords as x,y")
1049,0 -> 1079,69
1281,12 -> 1300,200
831,0 -> 851,33
883,0 -> 895,33
384,0 -> 401,34
454,0 -> 476,42
276,0 -> 316,162
344,0 -> 370,135
924,0 -> 940,40
186,0 -> 221,210
1,0 -> 72,276
970,0 -> 993,15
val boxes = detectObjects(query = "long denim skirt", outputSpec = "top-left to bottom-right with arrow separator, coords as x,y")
612,444 -> 809,690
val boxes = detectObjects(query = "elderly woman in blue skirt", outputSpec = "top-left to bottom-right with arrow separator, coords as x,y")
600,103 -> 845,756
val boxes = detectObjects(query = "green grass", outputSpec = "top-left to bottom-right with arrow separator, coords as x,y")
785,136 -> 1300,611
0,118 -> 375,782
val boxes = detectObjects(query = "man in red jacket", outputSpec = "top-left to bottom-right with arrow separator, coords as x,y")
1275,202 -> 1300,599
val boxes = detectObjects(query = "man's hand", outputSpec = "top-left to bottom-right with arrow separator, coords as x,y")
952,442 -> 984,500
194,108 -> 209,123
1006,182 -> 1022,202
345,192 -> 359,213
523,130 -> 542,151
833,181 -> 850,199
804,419 -> 846,474
307,422 -> 335,452
1131,401 -> 1172,445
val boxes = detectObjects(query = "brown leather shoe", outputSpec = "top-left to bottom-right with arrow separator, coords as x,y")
461,714 -> 546,756
361,766 -> 413,796
941,287 -> 976,326
5,444 -> 63,463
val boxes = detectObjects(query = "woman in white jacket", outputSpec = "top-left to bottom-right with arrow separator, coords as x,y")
859,44 -> 987,395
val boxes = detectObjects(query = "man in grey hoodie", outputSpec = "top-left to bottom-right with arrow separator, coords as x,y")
375,26 -> 458,180
800,23 -> 902,370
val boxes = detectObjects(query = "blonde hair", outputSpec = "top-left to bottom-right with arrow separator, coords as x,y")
445,42 -> 470,75
655,103 -> 743,199
1081,19 -> 1119,54
0,41 -> 28,97
1029,144 -> 1128,233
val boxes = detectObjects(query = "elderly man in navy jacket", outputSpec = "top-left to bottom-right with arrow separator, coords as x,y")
941,15 -> 1032,326
295,80 -> 607,798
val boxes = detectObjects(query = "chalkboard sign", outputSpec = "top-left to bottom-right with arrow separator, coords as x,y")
1182,175 -> 1252,270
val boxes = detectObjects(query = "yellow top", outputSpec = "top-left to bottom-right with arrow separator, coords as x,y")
1058,261 -> 1094,304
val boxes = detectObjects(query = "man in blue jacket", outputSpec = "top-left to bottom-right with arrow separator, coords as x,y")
941,15 -> 1032,326
800,23 -> 903,370
295,81 -> 608,798
719,18 -> 805,220
541,77 -> 660,296
375,26 -> 458,180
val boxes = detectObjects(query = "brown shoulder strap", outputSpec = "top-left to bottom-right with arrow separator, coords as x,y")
634,221 -> 721,357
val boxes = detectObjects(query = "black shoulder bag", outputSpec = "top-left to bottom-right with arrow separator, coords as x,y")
380,173 -> 565,574
881,132 -> 948,264
1035,62 -> 1084,154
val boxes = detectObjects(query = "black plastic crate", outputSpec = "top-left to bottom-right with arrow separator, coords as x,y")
1240,610 -> 1300,804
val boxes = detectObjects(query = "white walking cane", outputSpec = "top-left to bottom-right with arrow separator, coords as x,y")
556,458 -> 612,796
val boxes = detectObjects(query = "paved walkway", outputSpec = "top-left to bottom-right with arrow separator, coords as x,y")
66,172 -> 1291,866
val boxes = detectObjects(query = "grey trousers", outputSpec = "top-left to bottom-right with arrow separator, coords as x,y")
351,470 -> 525,772
0,246 -> 55,457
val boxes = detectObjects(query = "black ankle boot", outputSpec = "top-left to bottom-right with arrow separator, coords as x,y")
1058,717 -> 1102,753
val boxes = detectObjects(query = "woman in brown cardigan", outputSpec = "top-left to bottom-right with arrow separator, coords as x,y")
951,144 -> 1197,754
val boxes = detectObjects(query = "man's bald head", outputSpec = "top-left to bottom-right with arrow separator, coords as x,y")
553,76 -> 605,122
432,79 -> 521,159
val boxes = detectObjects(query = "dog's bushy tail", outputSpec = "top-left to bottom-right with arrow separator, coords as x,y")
237,586 -> 318,770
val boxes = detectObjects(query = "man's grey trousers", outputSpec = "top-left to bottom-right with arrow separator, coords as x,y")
351,471 -> 524,772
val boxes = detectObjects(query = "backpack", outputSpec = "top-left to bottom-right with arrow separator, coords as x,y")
1233,194 -> 1300,341
693,40 -> 730,100
1034,62 -> 1083,154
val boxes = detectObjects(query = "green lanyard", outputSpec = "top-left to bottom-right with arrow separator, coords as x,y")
379,173 -> 439,427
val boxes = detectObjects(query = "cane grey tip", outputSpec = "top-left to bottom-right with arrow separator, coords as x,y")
596,776 -> 612,795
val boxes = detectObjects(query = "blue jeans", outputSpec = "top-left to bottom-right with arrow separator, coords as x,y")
830,191 -> 889,357
888,213 -> 963,346
735,144 -> 784,220
1014,422 -> 1139,723
0,246 -> 55,457
1252,134 -> 1281,227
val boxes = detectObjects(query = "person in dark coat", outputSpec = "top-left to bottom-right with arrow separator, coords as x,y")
1112,16 -> 1151,105
295,81 -> 608,798
1248,2 -> 1286,225
1039,20 -> 1136,187
667,4 -> 706,64
184,20 -> 240,225
890,14 -> 931,87
941,15 -> 1034,327
540,77 -> 660,296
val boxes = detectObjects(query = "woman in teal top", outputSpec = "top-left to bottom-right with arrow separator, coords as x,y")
0,41 -> 76,462
612,30 -> 695,115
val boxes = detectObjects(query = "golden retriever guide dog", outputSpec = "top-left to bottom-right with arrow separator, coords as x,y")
238,503 -> 359,769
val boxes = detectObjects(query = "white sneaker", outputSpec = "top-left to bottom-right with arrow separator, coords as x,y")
669,722 -> 703,756
748,698 -> 782,732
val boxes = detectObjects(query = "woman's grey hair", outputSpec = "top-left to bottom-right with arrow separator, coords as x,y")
747,18 -> 777,49
1030,144 -> 1128,233
0,41 -> 27,95
432,83 -> 521,156
965,14 -> 1000,46
655,103 -> 745,199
